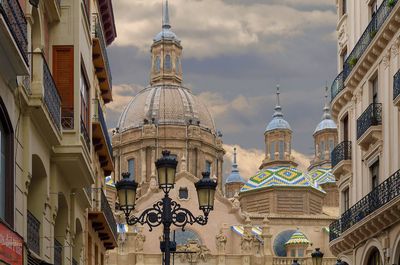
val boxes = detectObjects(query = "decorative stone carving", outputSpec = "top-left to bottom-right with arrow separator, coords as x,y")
391,40 -> 399,57
232,192 -> 240,209
135,231 -> 146,252
149,175 -> 158,192
240,230 -> 253,252
338,23 -> 348,50
176,240 -> 210,263
383,50 -> 391,69
215,229 -> 227,252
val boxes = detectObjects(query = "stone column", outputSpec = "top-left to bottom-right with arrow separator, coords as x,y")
262,217 -> 273,265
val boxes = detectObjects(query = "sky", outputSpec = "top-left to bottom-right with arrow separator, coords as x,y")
106,0 -> 338,178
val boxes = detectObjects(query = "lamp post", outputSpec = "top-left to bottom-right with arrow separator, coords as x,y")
115,150 -> 217,265
311,248 -> 324,265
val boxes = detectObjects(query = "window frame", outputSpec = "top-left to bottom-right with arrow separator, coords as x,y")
0,97 -> 14,228
128,158 -> 135,180
178,187 -> 189,200
80,64 -> 90,130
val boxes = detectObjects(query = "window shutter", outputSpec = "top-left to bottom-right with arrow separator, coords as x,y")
53,46 -> 74,109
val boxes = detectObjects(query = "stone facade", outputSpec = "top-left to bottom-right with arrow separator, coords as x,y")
329,1 -> 400,265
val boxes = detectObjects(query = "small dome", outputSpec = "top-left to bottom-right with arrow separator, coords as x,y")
118,85 -> 216,133
309,167 -> 335,185
240,167 -> 324,193
154,28 -> 180,43
266,117 -> 292,132
226,147 -> 246,184
284,231 -> 310,246
314,119 -> 337,134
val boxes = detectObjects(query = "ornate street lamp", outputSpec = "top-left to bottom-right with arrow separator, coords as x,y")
311,248 -> 324,265
115,150 -> 217,265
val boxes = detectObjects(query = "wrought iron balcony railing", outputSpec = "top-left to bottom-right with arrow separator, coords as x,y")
43,55 -> 62,131
329,169 -> 400,241
331,141 -> 352,168
101,190 -> 118,241
94,21 -> 112,89
0,0 -> 28,64
331,0 -> 398,102
81,118 -> 90,150
61,107 -> 74,129
356,103 -> 382,139
54,239 -> 62,265
394,69 -> 400,101
331,71 -> 345,101
94,100 -> 113,155
27,211 -> 40,255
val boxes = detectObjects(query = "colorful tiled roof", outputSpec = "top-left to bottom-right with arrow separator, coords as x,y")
105,176 -> 115,187
309,167 -> 335,185
240,167 -> 325,193
231,225 -> 263,242
284,231 -> 310,246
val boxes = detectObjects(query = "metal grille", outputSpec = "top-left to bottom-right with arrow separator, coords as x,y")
331,0 -> 398,102
356,103 -> 382,139
54,239 -> 62,265
394,69 -> 400,101
0,0 -> 28,64
94,20 -> 112,88
94,100 -> 113,154
331,141 -> 352,168
43,56 -> 61,131
27,211 -> 40,254
101,190 -> 118,240
61,107 -> 74,129
330,169 -> 400,241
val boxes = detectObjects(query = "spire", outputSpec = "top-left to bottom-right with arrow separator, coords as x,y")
162,0 -> 171,29
231,147 -> 238,173
322,85 -> 331,120
273,84 -> 283,118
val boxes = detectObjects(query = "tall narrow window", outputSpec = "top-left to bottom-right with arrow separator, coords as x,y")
0,99 -> 14,227
372,76 -> 378,104
175,57 -> 180,74
128,159 -> 135,180
343,188 -> 349,212
155,56 -> 161,73
165,54 -> 172,70
370,160 -> 379,190
329,139 -> 335,155
80,67 -> 90,130
342,114 -> 349,142
205,160 -> 212,174
279,141 -> 284,160
270,141 -> 275,160
320,140 -> 325,158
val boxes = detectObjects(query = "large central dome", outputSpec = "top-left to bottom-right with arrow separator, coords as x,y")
117,85 -> 216,133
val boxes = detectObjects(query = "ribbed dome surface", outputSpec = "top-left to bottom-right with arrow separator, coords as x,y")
117,85 -> 216,132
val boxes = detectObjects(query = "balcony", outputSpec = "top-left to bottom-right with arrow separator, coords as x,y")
357,103 -> 382,150
88,189 -> 118,249
43,0 -> 61,23
92,17 -> 113,103
329,169 -> 400,255
331,0 -> 399,116
394,69 -> 400,106
27,211 -> 40,255
331,141 -> 352,177
29,52 -> 61,144
92,100 -> 113,176
0,0 -> 29,77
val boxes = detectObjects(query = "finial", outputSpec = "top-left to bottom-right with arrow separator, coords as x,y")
162,0 -> 171,29
273,84 -> 283,118
322,85 -> 331,120
233,147 -> 237,165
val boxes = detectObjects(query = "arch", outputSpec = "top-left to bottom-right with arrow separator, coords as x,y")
28,154 -> 47,218
171,229 -> 202,245
338,255 -> 352,265
391,230 -> 400,265
54,193 -> 69,265
361,240 -> 384,265
273,229 -> 296,257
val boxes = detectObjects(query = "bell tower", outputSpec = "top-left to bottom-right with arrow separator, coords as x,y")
150,0 -> 183,86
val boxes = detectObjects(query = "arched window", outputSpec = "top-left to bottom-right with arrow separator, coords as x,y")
155,56 -> 161,73
165,54 -> 172,70
128,159 -> 135,180
320,140 -> 325,158
279,141 -> 284,160
0,98 -> 14,227
367,248 -> 382,265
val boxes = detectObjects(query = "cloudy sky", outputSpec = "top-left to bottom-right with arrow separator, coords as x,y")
106,0 -> 338,178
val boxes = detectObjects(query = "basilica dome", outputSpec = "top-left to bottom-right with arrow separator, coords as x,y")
117,85 -> 216,133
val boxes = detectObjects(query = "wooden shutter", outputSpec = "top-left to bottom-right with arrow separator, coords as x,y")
53,46 -> 74,109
